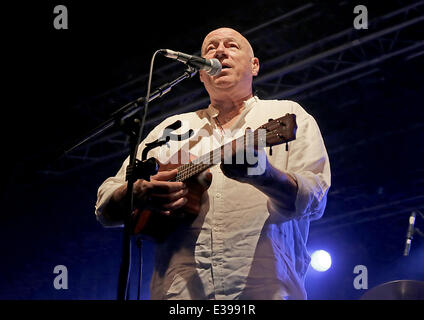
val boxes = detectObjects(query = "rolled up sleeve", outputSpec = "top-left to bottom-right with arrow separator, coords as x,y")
94,158 -> 128,227
286,106 -> 331,221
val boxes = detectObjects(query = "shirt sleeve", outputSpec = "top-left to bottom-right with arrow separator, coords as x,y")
281,102 -> 331,221
94,157 -> 128,227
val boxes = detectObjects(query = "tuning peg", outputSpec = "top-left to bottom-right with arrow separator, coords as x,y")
267,120 -> 274,155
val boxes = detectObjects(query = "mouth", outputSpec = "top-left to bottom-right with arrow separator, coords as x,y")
221,63 -> 232,70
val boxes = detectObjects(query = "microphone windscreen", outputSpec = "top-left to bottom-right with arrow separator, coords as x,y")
208,59 -> 222,76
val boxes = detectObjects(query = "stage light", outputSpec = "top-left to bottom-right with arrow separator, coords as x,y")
311,250 -> 332,272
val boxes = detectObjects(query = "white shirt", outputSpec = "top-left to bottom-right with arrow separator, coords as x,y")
95,96 -> 331,300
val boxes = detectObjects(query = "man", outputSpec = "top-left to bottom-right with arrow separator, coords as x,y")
95,27 -> 331,299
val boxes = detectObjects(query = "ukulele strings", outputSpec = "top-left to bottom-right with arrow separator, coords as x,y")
171,130 -> 276,182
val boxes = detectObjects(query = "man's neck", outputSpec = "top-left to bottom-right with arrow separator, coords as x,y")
210,93 -> 253,123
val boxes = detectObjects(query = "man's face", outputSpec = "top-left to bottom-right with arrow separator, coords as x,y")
200,28 -> 259,94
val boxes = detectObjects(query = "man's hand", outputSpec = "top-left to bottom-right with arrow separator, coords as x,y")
220,147 -> 268,186
134,169 -> 188,215
106,169 -> 188,223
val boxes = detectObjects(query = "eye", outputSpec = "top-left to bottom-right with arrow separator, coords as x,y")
206,45 -> 216,52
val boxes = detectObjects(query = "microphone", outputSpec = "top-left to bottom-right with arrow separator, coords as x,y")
403,211 -> 416,256
160,49 -> 222,76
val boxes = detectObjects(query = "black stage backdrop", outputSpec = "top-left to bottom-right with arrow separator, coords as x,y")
1,0 -> 423,304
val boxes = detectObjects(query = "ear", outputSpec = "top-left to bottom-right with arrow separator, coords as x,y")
199,70 -> 206,83
251,57 -> 260,76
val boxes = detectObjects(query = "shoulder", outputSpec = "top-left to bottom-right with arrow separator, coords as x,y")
255,98 -> 313,123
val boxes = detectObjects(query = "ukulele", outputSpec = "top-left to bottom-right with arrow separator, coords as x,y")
131,113 -> 297,242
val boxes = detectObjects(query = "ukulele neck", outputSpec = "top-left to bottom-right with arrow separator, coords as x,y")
168,113 -> 297,182
171,135 -> 245,182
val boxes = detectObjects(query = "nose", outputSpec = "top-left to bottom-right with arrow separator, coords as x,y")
215,42 -> 228,59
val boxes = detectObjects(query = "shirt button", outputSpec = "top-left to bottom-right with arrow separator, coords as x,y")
216,193 -> 221,198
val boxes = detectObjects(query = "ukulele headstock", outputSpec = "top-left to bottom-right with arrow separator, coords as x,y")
256,113 -> 297,147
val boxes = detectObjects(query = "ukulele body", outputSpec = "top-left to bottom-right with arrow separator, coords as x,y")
131,113 -> 297,242
132,157 -> 213,242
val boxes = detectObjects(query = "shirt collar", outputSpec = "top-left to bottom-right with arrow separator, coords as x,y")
206,95 -> 258,119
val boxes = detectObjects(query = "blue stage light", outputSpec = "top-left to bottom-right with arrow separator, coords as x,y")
311,250 -> 332,272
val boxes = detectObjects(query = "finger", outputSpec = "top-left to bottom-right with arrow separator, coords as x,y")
150,187 -> 188,203
161,197 -> 188,211
149,180 -> 186,194
151,169 -> 178,181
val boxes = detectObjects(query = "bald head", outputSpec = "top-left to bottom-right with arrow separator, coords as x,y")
198,27 -> 260,102
201,27 -> 254,58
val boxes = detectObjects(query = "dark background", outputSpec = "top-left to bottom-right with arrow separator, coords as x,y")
1,0 -> 423,300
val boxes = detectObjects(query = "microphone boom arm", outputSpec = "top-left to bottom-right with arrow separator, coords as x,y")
65,65 -> 198,155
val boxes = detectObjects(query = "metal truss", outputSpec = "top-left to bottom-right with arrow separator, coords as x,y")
42,0 -> 424,176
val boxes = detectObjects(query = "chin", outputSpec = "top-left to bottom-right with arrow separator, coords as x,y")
212,78 -> 234,89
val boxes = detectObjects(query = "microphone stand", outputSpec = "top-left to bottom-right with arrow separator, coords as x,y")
66,65 -> 198,300
403,210 -> 424,257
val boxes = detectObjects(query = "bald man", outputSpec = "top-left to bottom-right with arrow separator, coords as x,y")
96,27 -> 331,300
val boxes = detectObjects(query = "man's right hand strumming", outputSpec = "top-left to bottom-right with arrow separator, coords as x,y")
104,169 -> 188,224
